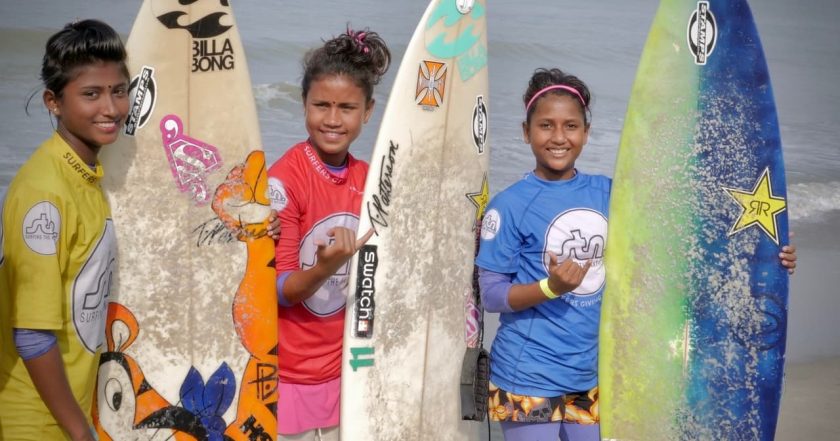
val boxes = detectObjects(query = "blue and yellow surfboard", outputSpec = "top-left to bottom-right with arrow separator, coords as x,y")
599,0 -> 789,439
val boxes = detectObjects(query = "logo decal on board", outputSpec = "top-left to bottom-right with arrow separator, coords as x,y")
349,346 -> 375,371
368,140 -> 399,235
160,114 -> 223,205
22,201 -> 60,255
456,0 -> 475,14
723,168 -> 786,244
416,60 -> 447,108
472,95 -> 488,154
425,0 -> 487,81
466,173 -> 490,231
124,66 -> 156,136
354,245 -> 378,338
156,3 -> 235,72
687,1 -> 717,65
543,208 -> 607,297
465,288 -> 481,348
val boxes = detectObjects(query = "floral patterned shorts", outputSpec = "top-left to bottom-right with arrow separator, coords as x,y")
488,381 -> 599,424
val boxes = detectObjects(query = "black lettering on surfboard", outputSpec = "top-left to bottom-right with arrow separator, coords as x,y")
472,95 -> 488,154
125,66 -> 156,136
239,415 -> 272,441
354,245 -> 378,338
193,217 -> 236,247
368,141 -> 399,235
192,38 -> 235,73
687,1 -> 717,65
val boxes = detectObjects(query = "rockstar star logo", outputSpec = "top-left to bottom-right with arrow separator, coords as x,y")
466,173 -> 490,230
723,168 -> 786,244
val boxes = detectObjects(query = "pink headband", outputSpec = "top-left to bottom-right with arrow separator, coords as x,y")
525,85 -> 587,112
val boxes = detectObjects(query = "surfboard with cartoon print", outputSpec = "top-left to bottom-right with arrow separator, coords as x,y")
599,0 -> 789,439
340,0 -> 489,439
95,1 -> 277,439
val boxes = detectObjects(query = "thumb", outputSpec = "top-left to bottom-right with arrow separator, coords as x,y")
547,251 -> 559,269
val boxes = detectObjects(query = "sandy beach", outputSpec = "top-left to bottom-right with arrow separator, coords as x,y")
776,357 -> 840,439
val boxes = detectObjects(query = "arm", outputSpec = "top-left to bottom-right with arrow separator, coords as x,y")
280,227 -> 373,304
22,345 -> 96,441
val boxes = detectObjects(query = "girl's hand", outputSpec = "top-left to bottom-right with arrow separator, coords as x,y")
546,251 -> 592,295
780,245 -> 797,275
267,209 -> 281,240
314,227 -> 374,276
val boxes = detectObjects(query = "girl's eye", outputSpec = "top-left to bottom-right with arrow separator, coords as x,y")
84,91 -> 99,99
113,87 -> 128,97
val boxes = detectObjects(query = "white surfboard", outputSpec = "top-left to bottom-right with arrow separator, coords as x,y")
340,0 -> 489,440
94,1 -> 277,440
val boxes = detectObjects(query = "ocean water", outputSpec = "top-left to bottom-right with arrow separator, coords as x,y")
1,0 -> 838,438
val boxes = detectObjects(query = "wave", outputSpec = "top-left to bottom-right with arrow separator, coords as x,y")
252,81 -> 300,113
788,181 -> 840,223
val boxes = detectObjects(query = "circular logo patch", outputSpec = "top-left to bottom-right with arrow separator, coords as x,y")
481,209 -> 501,241
22,201 -> 60,255
268,177 -> 289,211
543,208 -> 607,296
456,0 -> 475,14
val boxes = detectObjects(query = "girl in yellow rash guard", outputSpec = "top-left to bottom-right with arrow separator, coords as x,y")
0,19 -> 129,441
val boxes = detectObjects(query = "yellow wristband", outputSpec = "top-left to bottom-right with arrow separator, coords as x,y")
539,278 -> 559,299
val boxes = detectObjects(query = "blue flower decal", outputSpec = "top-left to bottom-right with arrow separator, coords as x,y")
179,362 -> 236,440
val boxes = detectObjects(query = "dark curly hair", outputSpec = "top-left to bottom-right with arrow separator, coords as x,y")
301,27 -> 391,103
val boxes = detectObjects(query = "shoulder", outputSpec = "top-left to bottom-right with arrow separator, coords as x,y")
489,174 -> 542,211
577,172 -> 612,193
347,153 -> 368,173
7,145 -> 66,204
268,142 -> 307,174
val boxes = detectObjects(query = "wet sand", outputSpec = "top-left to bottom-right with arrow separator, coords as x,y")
776,357 -> 840,439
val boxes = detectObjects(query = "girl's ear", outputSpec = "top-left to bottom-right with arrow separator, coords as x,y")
43,89 -> 59,117
521,120 -> 530,144
364,99 -> 375,124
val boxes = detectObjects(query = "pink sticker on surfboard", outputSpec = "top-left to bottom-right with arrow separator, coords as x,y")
160,114 -> 223,205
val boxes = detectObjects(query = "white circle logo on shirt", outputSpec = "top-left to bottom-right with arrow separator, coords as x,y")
73,219 -> 116,353
268,177 -> 288,211
22,201 -> 60,255
481,209 -> 501,241
299,213 -> 360,317
543,208 -> 607,297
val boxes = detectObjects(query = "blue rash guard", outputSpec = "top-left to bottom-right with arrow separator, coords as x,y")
476,171 -> 611,397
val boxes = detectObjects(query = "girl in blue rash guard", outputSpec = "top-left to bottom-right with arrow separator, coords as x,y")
475,68 -> 798,441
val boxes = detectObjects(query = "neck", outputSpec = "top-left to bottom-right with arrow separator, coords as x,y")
57,127 -> 99,167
